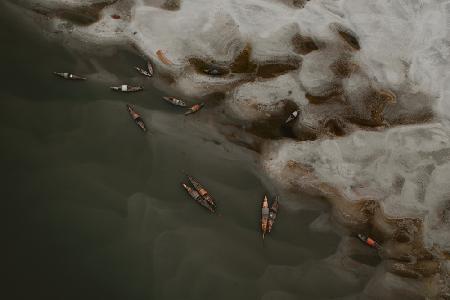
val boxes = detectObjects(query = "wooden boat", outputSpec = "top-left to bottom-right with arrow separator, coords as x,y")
285,110 -> 300,124
181,183 -> 215,213
357,234 -> 381,249
185,174 -> 216,207
111,85 -> 143,92
267,196 -> 279,233
261,195 -> 270,239
135,66 -> 152,77
156,50 -> 173,65
53,72 -> 86,80
185,103 -> 205,115
163,96 -> 187,107
147,61 -> 154,76
126,104 -> 147,132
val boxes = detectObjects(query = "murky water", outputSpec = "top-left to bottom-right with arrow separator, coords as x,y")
1,6 -> 359,300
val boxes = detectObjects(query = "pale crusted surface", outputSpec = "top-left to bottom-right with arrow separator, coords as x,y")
263,123 -> 450,251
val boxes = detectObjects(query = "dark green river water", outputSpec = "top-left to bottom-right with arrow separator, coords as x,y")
1,4 -> 361,300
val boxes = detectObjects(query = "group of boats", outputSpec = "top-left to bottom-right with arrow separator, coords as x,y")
181,173 -> 217,213
53,61 -> 206,132
54,63 -> 382,248
180,172 -> 281,239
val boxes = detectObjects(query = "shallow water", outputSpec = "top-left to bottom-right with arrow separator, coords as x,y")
1,7 -> 358,300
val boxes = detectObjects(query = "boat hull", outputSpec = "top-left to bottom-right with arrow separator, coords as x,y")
53,72 -> 86,80
181,183 -> 215,213
111,85 -> 143,92
186,174 -> 216,207
126,104 -> 148,132
261,195 -> 269,238
163,97 -> 187,107
185,103 -> 205,115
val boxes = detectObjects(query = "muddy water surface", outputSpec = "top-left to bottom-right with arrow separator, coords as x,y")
1,7 -> 357,300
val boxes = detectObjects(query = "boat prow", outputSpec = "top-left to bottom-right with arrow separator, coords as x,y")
53,72 -> 86,80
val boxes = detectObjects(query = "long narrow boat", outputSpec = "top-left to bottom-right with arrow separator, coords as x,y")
111,85 -> 143,92
53,72 -> 86,80
357,234 -> 381,250
267,196 -> 279,233
261,195 -> 270,239
126,104 -> 147,132
285,110 -> 300,124
181,183 -> 215,213
185,174 -> 216,207
135,66 -> 152,77
163,96 -> 187,107
185,103 -> 205,115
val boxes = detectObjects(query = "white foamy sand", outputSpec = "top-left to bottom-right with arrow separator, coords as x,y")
7,0 -> 450,298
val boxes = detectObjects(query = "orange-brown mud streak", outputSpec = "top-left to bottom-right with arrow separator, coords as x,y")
292,33 -> 319,55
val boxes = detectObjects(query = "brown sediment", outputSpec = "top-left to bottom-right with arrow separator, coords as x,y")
349,253 -> 381,267
156,50 -> 173,65
161,0 -> 181,11
387,261 -> 422,279
279,158 -> 445,285
222,131 -> 263,153
277,0 -> 311,9
188,58 -> 230,75
438,199 -> 450,223
330,55 -> 358,78
293,127 -> 319,141
158,71 -> 176,85
32,1 -> 117,26
330,23 -> 361,50
338,30 -> 361,50
201,92 -> 226,108
230,44 -> 257,73
292,33 -> 319,55
256,59 -> 301,78
292,0 -> 310,8
393,109 -> 434,125
387,259 -> 440,279
245,99 -> 299,139
323,118 -> 346,136
305,86 -> 344,104
346,89 -> 396,126
189,44 -> 300,79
